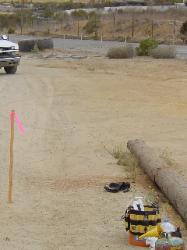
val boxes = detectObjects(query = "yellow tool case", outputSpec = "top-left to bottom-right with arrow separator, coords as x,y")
122,205 -> 161,235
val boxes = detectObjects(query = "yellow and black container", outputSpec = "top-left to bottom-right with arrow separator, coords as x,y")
123,205 -> 161,236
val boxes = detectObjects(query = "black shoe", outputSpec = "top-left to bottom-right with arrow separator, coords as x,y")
104,182 -> 130,193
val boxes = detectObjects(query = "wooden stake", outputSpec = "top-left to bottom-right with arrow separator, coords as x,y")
8,110 -> 15,203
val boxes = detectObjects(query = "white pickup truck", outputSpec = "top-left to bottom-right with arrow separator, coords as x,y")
0,35 -> 21,74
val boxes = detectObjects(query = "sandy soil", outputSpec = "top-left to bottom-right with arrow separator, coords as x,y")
0,54 -> 186,249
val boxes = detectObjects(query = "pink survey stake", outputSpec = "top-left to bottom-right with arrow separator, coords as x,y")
10,111 -> 25,135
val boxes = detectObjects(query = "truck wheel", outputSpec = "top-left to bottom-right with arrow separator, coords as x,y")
4,66 -> 17,74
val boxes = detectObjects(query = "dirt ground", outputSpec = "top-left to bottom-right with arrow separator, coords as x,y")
0,53 -> 187,249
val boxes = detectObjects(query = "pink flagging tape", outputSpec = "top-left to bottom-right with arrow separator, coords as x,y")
10,111 -> 25,135
15,113 -> 25,134
10,111 -> 14,121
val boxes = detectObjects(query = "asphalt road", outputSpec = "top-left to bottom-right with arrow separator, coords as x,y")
9,34 -> 187,59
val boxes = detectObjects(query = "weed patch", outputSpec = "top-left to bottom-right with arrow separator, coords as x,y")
107,45 -> 134,59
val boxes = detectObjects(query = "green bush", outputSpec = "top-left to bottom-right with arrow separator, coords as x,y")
19,38 -> 54,52
83,12 -> 100,37
8,27 -> 15,34
18,39 -> 36,52
71,9 -> 88,19
180,21 -> 187,36
107,45 -> 134,59
136,38 -> 158,56
151,46 -> 176,59
37,38 -> 54,51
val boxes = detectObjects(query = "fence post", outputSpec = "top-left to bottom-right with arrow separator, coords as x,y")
101,32 -> 103,43
124,36 -> 127,46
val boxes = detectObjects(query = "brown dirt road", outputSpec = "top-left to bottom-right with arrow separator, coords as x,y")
0,55 -> 186,249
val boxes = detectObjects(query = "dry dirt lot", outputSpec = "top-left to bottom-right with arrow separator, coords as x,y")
0,54 -> 186,249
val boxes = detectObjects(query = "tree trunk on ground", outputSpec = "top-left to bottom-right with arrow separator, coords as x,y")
127,139 -> 187,224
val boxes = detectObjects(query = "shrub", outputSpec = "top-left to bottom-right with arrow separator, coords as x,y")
151,46 -> 176,59
83,12 -> 100,37
71,9 -> 88,20
18,38 -> 54,52
36,38 -> 54,51
18,39 -> 36,52
107,45 -> 134,59
106,144 -> 138,181
180,21 -> 187,43
136,38 -> 158,56
180,21 -> 187,36
8,27 -> 15,34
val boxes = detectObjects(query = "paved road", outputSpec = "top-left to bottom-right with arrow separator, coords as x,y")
65,5 -> 186,14
175,45 -> 187,59
9,34 -> 187,59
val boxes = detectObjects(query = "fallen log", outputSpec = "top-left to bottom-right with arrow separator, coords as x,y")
127,139 -> 187,224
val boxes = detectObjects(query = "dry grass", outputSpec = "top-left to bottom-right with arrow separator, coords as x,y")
107,144 -> 126,160
151,46 -> 176,59
145,186 -> 159,206
106,144 -> 138,181
107,45 -> 134,59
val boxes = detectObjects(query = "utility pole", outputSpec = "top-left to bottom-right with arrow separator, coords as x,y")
77,20 -> 80,37
151,20 -> 154,39
173,20 -> 176,45
20,0 -> 25,35
131,14 -> 135,39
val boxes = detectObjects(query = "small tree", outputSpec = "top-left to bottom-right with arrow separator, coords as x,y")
83,11 -> 100,38
180,21 -> 187,43
8,27 -> 15,34
15,10 -> 33,34
180,21 -> 187,36
136,38 -> 158,56
55,11 -> 69,32
43,7 -> 54,19
71,10 -> 88,36
71,10 -> 88,20
43,7 -> 54,34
